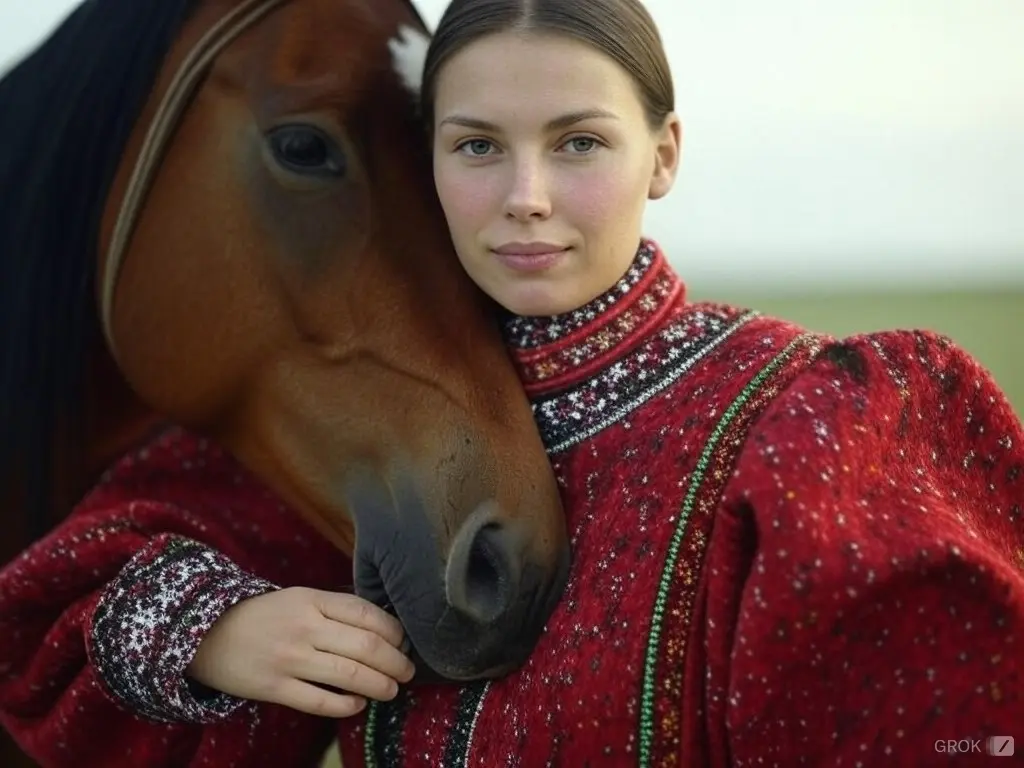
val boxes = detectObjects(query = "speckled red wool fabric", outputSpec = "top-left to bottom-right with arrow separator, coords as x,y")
0,429 -> 349,767
695,330 -> 1023,767
339,241 -> 1024,768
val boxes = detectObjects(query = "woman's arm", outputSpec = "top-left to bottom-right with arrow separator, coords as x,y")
0,497 -> 334,766
706,330 -> 1023,765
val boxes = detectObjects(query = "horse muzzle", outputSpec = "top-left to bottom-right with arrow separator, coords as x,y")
347,472 -> 570,681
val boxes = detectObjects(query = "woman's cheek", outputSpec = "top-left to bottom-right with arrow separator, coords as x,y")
559,166 -> 632,228
438,167 -> 501,231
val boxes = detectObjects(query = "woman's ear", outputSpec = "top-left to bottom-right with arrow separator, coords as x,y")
648,112 -> 682,200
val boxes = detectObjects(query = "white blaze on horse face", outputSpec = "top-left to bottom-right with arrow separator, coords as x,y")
389,25 -> 429,97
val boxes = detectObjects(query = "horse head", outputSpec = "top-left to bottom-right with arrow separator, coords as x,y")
0,0 -> 569,681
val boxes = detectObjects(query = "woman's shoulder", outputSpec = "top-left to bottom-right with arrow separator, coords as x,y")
632,294 -> 1016,484
685,298 -> 1012,432
723,316 -> 1021,483
727,320 -> 1017,449
695,303 -> 1023,554
720,319 -> 1023,571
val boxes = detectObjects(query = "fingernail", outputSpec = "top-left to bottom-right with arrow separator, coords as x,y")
399,636 -> 412,655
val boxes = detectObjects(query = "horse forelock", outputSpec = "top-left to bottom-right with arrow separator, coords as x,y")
0,0 -> 199,540
388,24 -> 430,99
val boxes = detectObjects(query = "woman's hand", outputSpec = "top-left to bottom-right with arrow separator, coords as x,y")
187,586 -> 414,717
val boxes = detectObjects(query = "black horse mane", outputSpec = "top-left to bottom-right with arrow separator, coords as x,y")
0,0 -> 199,544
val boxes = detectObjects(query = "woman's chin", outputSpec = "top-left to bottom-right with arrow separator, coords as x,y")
496,282 -> 582,318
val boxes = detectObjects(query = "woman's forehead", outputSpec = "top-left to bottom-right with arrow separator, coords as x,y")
434,32 -> 642,124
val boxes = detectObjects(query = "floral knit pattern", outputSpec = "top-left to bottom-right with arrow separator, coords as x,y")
503,239 -> 657,352
503,239 -> 762,453
89,534 -> 278,724
528,305 -> 758,454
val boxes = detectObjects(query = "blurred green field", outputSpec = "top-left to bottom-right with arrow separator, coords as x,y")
689,287 -> 1023,416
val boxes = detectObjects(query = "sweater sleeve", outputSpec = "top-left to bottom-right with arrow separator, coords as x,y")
702,330 -> 1023,766
0,497 -> 329,767
88,529 -> 277,723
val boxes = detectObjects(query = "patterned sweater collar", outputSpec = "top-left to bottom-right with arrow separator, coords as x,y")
501,239 -> 757,454
502,239 -> 684,398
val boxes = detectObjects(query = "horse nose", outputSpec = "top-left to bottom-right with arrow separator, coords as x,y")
445,502 -> 524,625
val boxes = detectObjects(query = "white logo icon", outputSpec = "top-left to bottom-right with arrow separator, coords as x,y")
987,736 -> 1014,757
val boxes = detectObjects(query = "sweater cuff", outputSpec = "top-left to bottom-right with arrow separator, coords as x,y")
88,535 -> 279,724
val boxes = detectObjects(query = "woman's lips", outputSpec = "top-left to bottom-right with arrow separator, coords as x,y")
491,245 -> 570,272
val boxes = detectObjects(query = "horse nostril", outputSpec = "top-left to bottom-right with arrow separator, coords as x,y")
465,525 -> 506,616
446,515 -> 522,625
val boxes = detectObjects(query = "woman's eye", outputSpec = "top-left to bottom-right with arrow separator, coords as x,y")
267,125 -> 346,177
564,137 -> 598,153
458,139 -> 494,157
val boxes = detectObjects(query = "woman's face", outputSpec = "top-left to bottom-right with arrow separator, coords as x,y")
432,31 -> 680,316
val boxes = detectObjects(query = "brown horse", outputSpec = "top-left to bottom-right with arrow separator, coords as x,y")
0,0 -> 570,760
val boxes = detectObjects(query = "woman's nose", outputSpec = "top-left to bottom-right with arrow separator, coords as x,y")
503,162 -> 552,221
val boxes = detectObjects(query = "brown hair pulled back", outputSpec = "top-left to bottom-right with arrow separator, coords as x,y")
422,0 -> 674,131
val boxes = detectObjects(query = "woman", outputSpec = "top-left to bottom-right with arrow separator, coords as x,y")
337,0 -> 1024,765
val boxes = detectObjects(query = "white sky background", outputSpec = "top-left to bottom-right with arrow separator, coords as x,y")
3,0 -> 1022,291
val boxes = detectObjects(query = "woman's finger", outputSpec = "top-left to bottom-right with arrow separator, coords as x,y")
271,678 -> 367,718
313,591 -> 406,648
312,624 -> 415,683
295,649 -> 402,702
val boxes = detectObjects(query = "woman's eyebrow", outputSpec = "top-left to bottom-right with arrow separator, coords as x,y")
438,108 -> 619,132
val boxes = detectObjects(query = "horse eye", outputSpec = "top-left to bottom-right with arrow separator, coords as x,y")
267,125 -> 345,177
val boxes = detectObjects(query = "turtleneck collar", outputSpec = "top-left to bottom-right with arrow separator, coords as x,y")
500,238 -> 758,454
502,239 -> 684,398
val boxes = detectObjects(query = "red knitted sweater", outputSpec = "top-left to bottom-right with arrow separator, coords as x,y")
338,241 -> 1024,767
1,241 -> 1021,767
